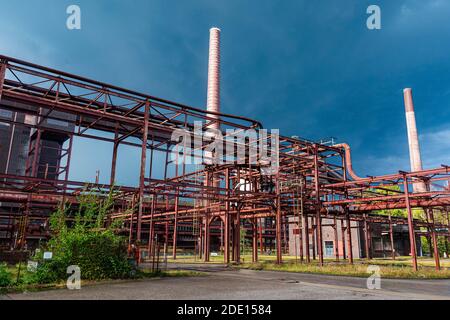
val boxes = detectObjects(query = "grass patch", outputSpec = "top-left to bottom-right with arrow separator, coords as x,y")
239,261 -> 450,279
139,269 -> 205,278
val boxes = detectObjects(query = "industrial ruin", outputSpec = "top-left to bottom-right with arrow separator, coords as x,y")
0,28 -> 449,271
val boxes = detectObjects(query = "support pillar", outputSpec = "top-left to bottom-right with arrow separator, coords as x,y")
147,195 -> 156,258
364,214 -> 371,260
252,219 -> 258,263
312,217 -> 316,260
333,216 -> 339,262
299,215 -> 304,262
224,168 -> 230,264
0,59 -> 6,100
275,179 -> 282,264
403,174 -> 418,271
427,209 -> 441,270
446,209 -> 450,258
110,124 -> 119,186
304,214 -> 310,263
137,100 -> 150,243
341,218 -> 346,260
259,218 -> 264,254
172,194 -> 179,259
204,217 -> 210,262
389,213 -> 395,260
224,213 -> 230,264
345,208 -> 353,264
313,145 -> 323,266
235,210 -> 241,263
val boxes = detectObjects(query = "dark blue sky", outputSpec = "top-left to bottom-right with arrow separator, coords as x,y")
1,0 -> 449,185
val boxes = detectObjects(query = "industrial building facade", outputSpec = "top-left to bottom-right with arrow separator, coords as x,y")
0,27 -> 449,271
288,217 -> 421,260
0,99 -> 73,248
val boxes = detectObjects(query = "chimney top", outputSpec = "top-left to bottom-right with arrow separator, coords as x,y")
403,88 -> 415,113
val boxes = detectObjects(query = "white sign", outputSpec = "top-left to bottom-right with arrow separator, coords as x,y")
43,252 -> 53,260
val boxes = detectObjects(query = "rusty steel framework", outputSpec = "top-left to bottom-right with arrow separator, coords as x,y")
0,55 -> 449,271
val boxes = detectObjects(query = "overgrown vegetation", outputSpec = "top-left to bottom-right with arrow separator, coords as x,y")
242,261 -> 450,279
23,188 -> 133,285
0,264 -> 12,287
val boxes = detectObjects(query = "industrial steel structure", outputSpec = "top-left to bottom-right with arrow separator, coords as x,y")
0,44 -> 449,271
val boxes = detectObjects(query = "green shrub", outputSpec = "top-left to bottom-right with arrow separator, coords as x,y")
0,264 -> 12,287
31,187 -> 133,284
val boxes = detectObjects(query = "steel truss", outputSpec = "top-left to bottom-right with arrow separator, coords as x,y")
0,55 -> 449,270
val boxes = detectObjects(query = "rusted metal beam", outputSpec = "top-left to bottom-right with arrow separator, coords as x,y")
136,100 -> 150,243
403,175 -> 418,271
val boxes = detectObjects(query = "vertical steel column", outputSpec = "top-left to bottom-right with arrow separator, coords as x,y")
199,221 -> 203,260
252,218 -> 258,262
334,216 -> 339,261
128,194 -> 136,253
364,214 -> 371,260
446,209 -> 450,258
0,59 -> 6,100
282,216 -> 288,254
220,220 -> 224,254
259,218 -> 264,254
61,134 -> 74,205
231,220 -> 235,261
204,171 -> 211,262
313,145 -> 323,265
172,193 -> 179,259
165,221 -> 169,254
5,112 -> 18,176
147,195 -> 156,258
204,217 -> 210,262
403,174 -> 418,271
311,217 -> 316,260
341,150 -> 352,263
276,177 -> 282,264
388,213 -> 395,260
137,100 -> 150,243
110,123 -> 119,186
299,216 -> 304,262
304,214 -> 310,263
235,208 -> 241,263
224,168 -> 230,263
428,209 -> 441,270
224,213 -> 230,263
345,207 -> 353,264
341,218 -> 346,260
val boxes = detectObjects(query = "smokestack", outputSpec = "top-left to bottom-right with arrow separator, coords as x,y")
206,27 -> 221,130
403,88 -> 426,192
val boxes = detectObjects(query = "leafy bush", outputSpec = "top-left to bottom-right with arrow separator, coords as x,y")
31,187 -> 133,284
0,264 -> 12,287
